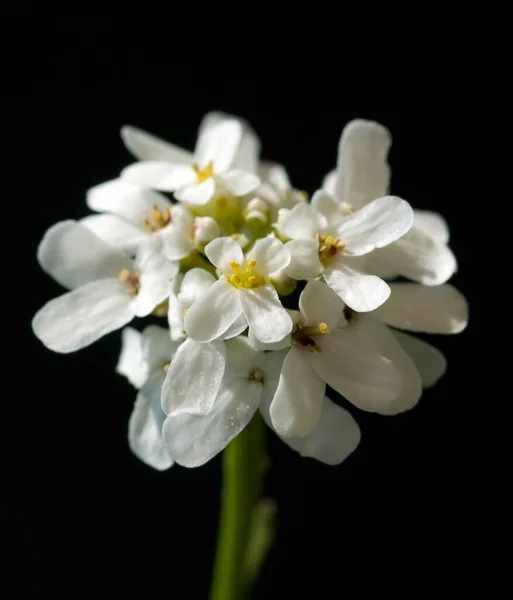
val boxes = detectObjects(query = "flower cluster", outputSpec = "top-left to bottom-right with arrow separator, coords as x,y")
33,112 -> 468,470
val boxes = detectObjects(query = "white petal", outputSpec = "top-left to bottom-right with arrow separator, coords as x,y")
269,347 -> 325,438
413,210 -> 450,244
363,249 -> 399,280
224,336 -> 261,378
265,396 -> 361,466
167,293 -> 188,341
334,119 -> 391,209
121,161 -> 196,192
280,203 -> 327,240
129,369 -> 174,471
337,196 -> 414,256
259,161 -> 291,190
307,326 -> 403,413
220,314 -> 248,340
284,239 -> 322,280
86,178 -> 172,225
121,125 -> 193,163
218,169 -> 260,196
248,330 -> 292,352
349,314 -> 422,414
116,327 -> 149,389
194,119 -> 242,173
37,220 -> 132,289
161,226 -> 195,260
161,338 -> 226,416
205,236 -> 244,273
299,280 -> 344,331
393,331 -> 447,388
179,267 -> 216,303
184,279 -> 242,343
324,258 -> 390,312
162,378 -> 261,468
375,283 -> 468,334
80,214 -> 148,254
321,170 -> 337,195
310,190 -> 344,223
32,279 -> 133,353
174,178 -> 216,205
240,285 -> 293,344
372,226 -> 457,286
247,237 -> 291,276
141,324 -> 178,372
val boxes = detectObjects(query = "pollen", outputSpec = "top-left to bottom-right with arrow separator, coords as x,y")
316,233 -> 345,266
225,260 -> 266,289
119,268 -> 140,296
192,160 -> 214,183
292,320 -> 329,352
143,203 -> 172,232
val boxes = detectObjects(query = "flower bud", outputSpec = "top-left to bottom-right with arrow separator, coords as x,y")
194,217 -> 220,251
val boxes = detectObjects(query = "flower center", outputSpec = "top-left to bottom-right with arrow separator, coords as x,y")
192,161 -> 214,183
224,260 -> 266,289
292,319 -> 329,353
119,268 -> 140,296
249,369 -> 264,382
316,233 -> 345,266
143,204 -> 171,232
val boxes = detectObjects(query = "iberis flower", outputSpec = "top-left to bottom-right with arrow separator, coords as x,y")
33,110 -> 468,470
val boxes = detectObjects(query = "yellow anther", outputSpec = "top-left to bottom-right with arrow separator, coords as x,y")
163,362 -> 170,373
182,307 -> 189,317
192,161 -> 214,183
247,276 -> 257,285
230,274 -> 241,285
249,369 -> 264,382
225,259 -> 266,289
151,209 -> 161,221
317,232 -> 345,265
247,260 -> 256,271
319,322 -> 329,334
143,203 -> 172,232
119,268 -> 130,281
229,262 -> 241,272
127,287 -> 138,296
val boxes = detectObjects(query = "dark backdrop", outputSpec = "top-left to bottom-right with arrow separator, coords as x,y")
9,27 -> 483,599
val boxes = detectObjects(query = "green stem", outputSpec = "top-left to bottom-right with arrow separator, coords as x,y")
209,413 -> 268,600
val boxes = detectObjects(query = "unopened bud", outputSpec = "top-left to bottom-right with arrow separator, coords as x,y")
194,217 -> 220,251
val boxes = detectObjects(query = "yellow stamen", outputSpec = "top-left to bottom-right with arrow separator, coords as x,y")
127,287 -> 138,296
229,262 -> 241,272
247,260 -> 256,271
225,260 -> 266,289
163,362 -> 170,373
230,274 -> 241,285
119,268 -> 130,281
317,233 -> 346,266
192,161 -> 214,183
143,204 -> 172,232
319,322 -> 329,334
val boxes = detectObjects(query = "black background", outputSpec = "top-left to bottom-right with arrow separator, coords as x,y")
8,22 -> 484,600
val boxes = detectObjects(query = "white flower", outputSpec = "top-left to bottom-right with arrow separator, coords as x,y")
184,236 -> 293,344
160,210 -> 221,261
323,119 -> 457,285
266,281 -> 403,438
32,221 -> 178,353
82,179 -> 192,254
117,325 -> 180,471
162,336 -> 361,468
281,192 -> 414,312
120,118 -> 260,206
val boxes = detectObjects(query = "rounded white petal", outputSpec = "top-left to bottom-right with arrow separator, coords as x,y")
220,314 -> 248,340
247,237 -> 291,276
323,258 -> 390,312
161,338 -> 226,416
205,236 -> 244,273
363,249 -> 400,280
413,210 -> 450,244
373,227 -> 457,286
32,279 -> 133,353
161,226 -> 195,260
194,119 -> 242,173
393,331 -> 447,388
80,214 -> 148,254
225,336 -> 261,379
349,314 -> 422,414
86,178 -> 172,226
299,280 -> 344,331
163,379 -> 262,468
337,196 -> 414,256
37,220 -> 133,289
129,369 -> 174,471
179,267 -> 217,303
168,293 -> 188,341
218,169 -> 260,196
248,329 -> 292,352
141,324 -> 178,372
307,326 -> 403,413
240,285 -> 293,344
174,178 -> 216,205
280,203 -> 327,240
116,327 -> 149,389
121,161 -> 196,192
194,216 -> 221,248
334,119 -> 391,209
184,279 -> 242,343
121,125 -> 193,163
321,169 -> 337,195
375,283 -> 468,334
269,347 -> 325,438
258,161 -> 291,190
264,396 -> 361,466
310,190 -> 344,224
284,239 -> 322,280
